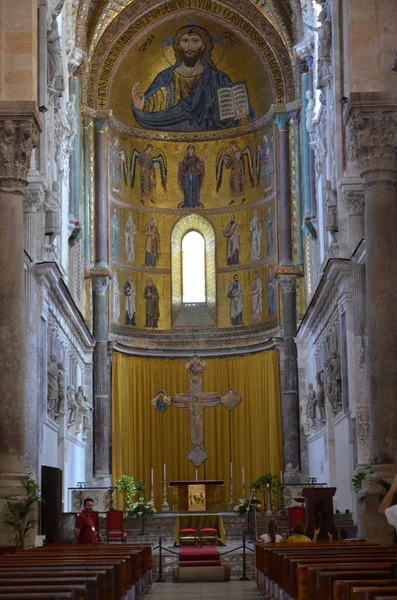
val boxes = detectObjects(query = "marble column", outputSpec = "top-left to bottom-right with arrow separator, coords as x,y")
348,104 -> 397,466
92,120 -> 111,481
0,107 -> 40,513
275,114 -> 292,266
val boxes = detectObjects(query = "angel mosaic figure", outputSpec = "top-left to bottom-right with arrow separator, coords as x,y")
109,139 -> 127,194
256,134 -> 274,189
216,140 -> 255,204
130,143 -> 167,204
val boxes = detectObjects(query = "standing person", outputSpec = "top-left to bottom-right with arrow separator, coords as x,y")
250,270 -> 263,322
144,277 -> 160,328
124,213 -> 137,263
74,498 -> 97,545
178,144 -> 206,208
250,209 -> 263,261
223,215 -> 240,266
227,273 -> 244,326
287,521 -> 319,543
144,215 -> 161,267
124,274 -> 136,326
379,474 -> 397,526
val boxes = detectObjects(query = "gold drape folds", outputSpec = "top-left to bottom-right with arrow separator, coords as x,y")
112,350 -> 283,510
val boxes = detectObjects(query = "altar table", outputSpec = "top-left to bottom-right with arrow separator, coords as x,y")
174,514 -> 226,546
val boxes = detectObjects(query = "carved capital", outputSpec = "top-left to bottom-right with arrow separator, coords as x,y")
348,110 -> 397,175
92,278 -> 109,295
94,119 -> 108,133
275,113 -> 291,131
277,275 -> 298,293
0,115 -> 40,193
343,188 -> 365,216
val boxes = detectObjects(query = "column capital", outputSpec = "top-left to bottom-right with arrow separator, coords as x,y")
343,187 -> 365,216
346,108 -> 397,177
94,119 -> 108,133
275,113 -> 291,131
86,266 -> 112,295
0,107 -> 41,193
277,275 -> 298,293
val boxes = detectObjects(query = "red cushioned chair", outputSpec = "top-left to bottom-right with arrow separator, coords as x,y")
179,528 -> 197,546
288,506 -> 305,535
199,527 -> 218,546
90,511 -> 103,542
106,510 -> 127,544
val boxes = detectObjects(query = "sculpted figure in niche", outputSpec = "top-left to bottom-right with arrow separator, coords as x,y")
305,10 -> 332,87
227,273 -> 244,326
307,382 -> 317,429
67,384 -> 78,427
216,140 -> 255,205
57,363 -> 65,419
75,386 -> 92,439
178,144 -> 206,208
250,270 -> 263,323
324,180 -> 338,248
316,371 -> 326,426
131,25 -> 252,131
326,351 -> 342,416
144,277 -> 160,328
47,17 -> 65,94
305,90 -> 315,134
130,144 -> 167,204
124,213 -> 137,263
250,209 -> 263,261
144,215 -> 161,267
47,354 -> 58,421
223,215 -> 240,266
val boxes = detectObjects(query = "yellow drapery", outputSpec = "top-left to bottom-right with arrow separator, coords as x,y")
112,350 -> 283,510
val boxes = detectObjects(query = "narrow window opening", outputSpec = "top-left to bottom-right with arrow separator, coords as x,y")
182,231 -> 205,304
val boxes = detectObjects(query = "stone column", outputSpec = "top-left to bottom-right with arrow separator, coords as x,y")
0,107 -> 40,541
275,113 -> 292,266
347,102 -> 397,466
91,120 -> 111,482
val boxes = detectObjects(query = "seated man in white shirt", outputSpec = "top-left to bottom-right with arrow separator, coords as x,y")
259,519 -> 283,545
378,473 -> 397,528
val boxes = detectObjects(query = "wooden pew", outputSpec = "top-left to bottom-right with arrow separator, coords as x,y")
0,584 -> 86,598
351,587 -> 397,600
309,566 -> 391,600
0,593 -> 75,599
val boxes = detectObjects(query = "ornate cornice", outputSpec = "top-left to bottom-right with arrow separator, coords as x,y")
275,265 -> 304,277
0,104 -> 41,194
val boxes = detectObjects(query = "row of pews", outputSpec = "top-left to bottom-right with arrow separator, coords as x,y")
255,541 -> 397,600
0,542 -> 152,599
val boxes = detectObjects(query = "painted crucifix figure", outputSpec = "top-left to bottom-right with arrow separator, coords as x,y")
150,355 -> 242,467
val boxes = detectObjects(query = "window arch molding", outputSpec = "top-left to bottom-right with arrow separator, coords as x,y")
171,214 -> 216,325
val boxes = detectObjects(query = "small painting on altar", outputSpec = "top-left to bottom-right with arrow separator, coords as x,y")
188,484 -> 206,511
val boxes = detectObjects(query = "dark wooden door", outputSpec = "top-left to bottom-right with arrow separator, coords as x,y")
40,466 -> 62,542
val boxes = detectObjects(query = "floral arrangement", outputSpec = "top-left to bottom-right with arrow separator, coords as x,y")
130,499 -> 157,518
233,497 -> 262,514
114,475 -> 136,511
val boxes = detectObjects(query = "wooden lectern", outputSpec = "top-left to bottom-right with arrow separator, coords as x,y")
303,487 -> 337,541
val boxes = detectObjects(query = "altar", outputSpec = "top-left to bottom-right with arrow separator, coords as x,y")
169,480 -> 224,512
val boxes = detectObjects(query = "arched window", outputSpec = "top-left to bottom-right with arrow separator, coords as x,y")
182,231 -> 205,304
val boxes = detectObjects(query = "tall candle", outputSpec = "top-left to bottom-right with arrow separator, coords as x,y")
151,468 -> 154,486
195,469 -> 198,481
163,464 -> 166,480
280,470 -> 283,484
230,461 -> 233,479
242,467 -> 245,485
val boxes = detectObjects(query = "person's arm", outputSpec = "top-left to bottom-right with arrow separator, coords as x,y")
312,528 -> 320,542
379,474 -> 397,516
327,532 -> 333,542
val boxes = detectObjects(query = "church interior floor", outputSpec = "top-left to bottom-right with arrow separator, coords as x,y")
149,580 -> 263,598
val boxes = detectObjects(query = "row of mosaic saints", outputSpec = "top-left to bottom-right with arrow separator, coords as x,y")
112,267 -> 276,329
110,135 -> 273,207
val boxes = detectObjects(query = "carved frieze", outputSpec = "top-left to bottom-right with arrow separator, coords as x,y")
347,110 -> 397,174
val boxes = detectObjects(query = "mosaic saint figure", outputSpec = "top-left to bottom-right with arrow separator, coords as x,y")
111,208 -> 120,260
144,277 -> 160,328
250,209 -> 263,261
144,215 -> 161,267
250,270 -> 263,323
227,273 -> 244,326
109,139 -> 127,193
223,215 -> 240,266
267,268 -> 275,318
131,25 -> 252,131
124,213 -> 137,263
112,272 -> 121,323
256,134 -> 274,189
178,144 -> 206,208
216,140 -> 255,204
265,205 -> 274,257
124,274 -> 136,326
130,143 -> 167,204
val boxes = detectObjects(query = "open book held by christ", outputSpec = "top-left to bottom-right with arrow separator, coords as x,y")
217,82 -> 250,121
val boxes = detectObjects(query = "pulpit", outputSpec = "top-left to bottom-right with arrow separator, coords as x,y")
303,486 -> 337,540
169,480 -> 224,512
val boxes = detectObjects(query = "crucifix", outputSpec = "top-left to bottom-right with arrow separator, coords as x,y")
150,355 -> 242,467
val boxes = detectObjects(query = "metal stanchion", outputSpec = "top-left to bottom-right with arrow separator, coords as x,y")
156,536 -> 165,582
239,535 -> 249,581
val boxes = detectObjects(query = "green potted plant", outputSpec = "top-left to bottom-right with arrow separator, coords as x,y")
252,473 -> 279,513
135,480 -> 146,502
114,475 -> 136,511
1,476 -> 42,549
130,499 -> 156,535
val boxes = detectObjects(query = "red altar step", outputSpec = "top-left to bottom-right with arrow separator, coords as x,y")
173,547 -> 231,582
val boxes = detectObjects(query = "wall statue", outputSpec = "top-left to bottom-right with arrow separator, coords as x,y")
305,10 -> 332,89
47,354 -> 58,421
325,351 -> 342,416
47,17 -> 65,95
316,371 -> 326,426
325,180 -> 338,253
305,90 -> 315,134
306,382 -> 317,430
75,386 -> 92,440
57,362 -> 65,419
67,384 -> 77,427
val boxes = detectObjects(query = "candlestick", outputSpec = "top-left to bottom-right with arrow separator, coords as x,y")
230,461 -> 233,479
151,468 -> 154,486
161,477 -> 169,512
163,463 -> 166,480
195,469 -> 198,481
242,467 -> 245,486
228,474 -> 235,510
280,470 -> 283,485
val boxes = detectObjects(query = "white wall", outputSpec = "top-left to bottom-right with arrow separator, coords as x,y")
308,433 -> 329,484
334,414 -> 354,514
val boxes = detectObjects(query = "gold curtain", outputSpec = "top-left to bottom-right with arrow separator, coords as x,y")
112,350 -> 283,510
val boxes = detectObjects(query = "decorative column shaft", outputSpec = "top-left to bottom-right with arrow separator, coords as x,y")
0,108 -> 40,479
275,114 -> 293,265
92,119 -> 111,481
83,118 -> 91,263
348,106 -> 397,465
